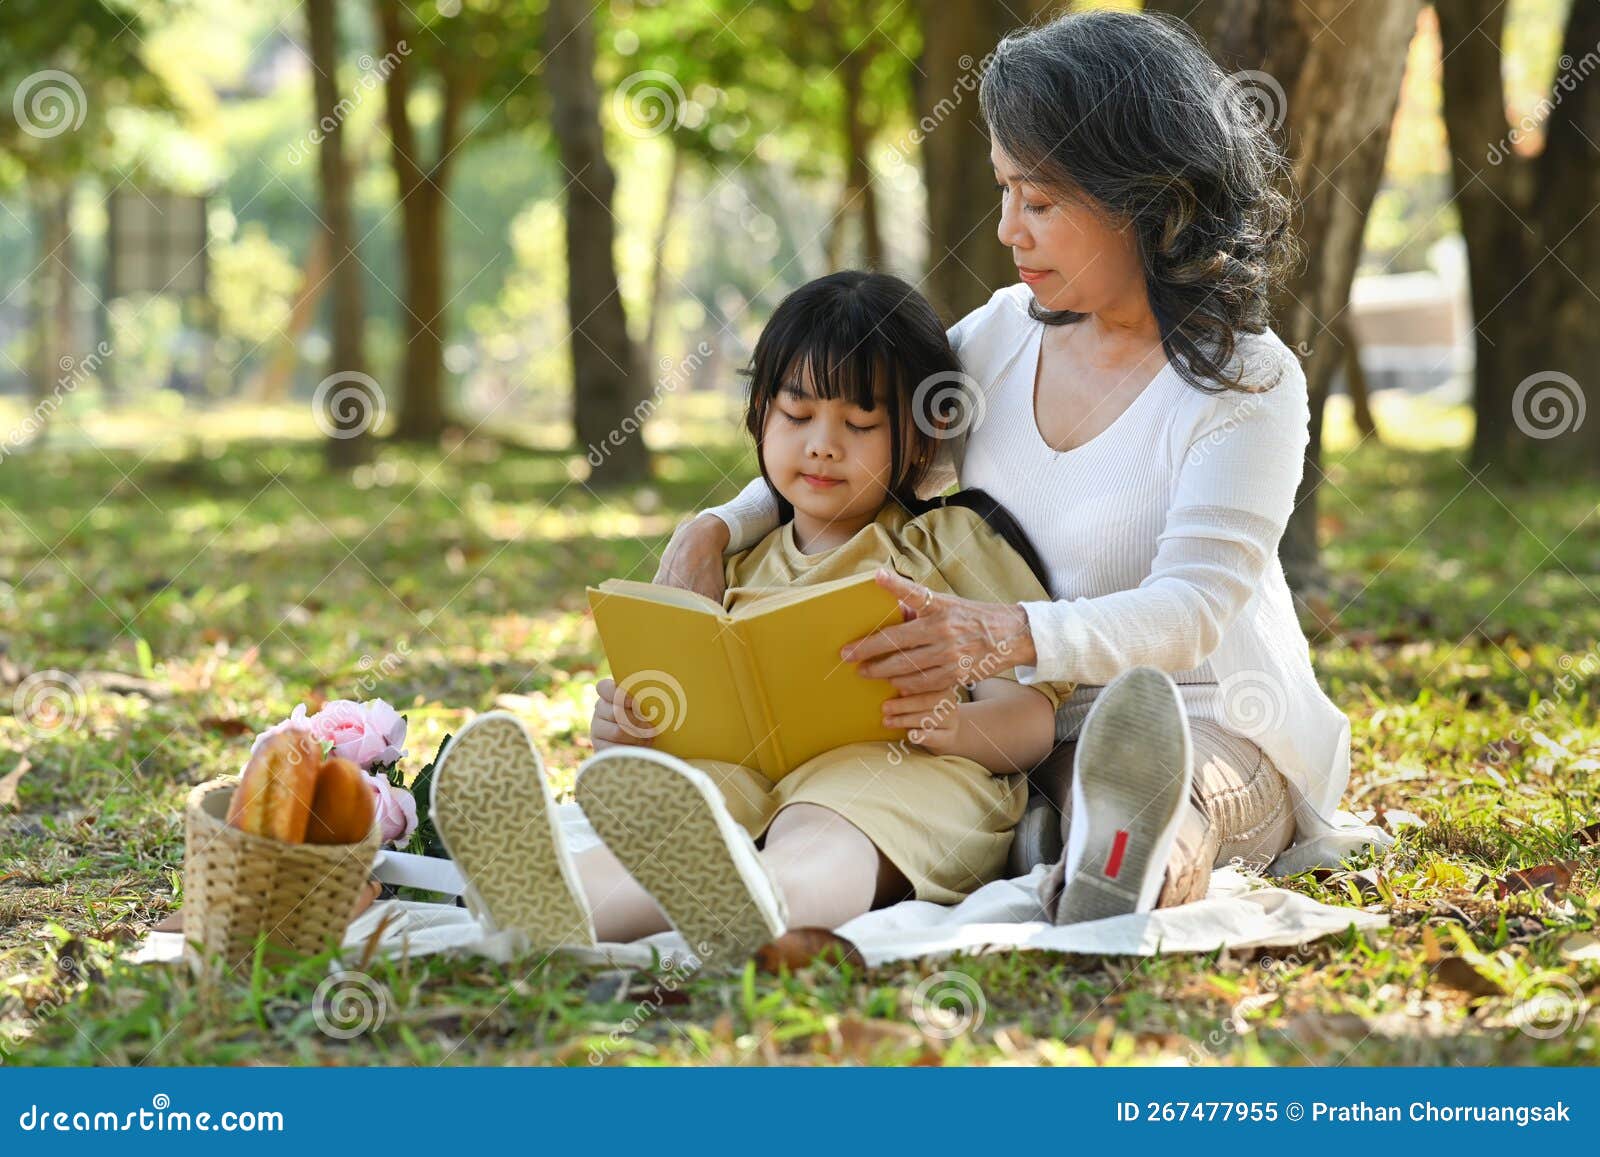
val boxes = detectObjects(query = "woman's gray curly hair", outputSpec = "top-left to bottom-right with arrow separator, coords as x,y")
978,9 -> 1299,394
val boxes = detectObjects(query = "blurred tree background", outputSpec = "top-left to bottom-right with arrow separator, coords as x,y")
0,0 -> 1594,570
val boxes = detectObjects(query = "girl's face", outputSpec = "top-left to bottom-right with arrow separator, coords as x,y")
991,143 -> 1144,316
762,363 -> 895,531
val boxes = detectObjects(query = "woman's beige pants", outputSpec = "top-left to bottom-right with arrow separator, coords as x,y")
1034,718 -> 1298,916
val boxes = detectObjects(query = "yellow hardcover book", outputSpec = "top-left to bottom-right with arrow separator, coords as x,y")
585,570 -> 908,781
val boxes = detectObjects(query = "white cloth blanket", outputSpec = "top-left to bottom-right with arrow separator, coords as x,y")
132,804 -> 1400,971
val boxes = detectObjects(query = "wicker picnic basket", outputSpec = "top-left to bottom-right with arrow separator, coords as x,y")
182,776 -> 379,976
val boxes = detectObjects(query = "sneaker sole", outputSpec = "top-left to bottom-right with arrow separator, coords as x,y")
1056,668 -> 1191,924
431,712 -> 596,949
577,750 -> 784,969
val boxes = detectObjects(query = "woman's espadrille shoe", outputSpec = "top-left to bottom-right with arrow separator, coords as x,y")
576,747 -> 786,968
430,711 -> 597,950
1054,667 -> 1193,925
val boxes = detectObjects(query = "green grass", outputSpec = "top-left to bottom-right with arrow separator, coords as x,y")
1,395 -> 1598,1066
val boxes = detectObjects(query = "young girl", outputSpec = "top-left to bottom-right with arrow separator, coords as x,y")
430,271 -> 1076,966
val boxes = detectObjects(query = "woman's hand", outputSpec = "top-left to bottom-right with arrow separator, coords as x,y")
589,677 -> 660,751
843,568 -> 1038,719
653,514 -> 730,602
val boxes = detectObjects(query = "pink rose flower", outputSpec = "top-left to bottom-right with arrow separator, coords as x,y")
367,772 -> 418,845
307,698 -> 409,770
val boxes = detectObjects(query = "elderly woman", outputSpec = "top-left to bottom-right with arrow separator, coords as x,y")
656,10 -> 1374,922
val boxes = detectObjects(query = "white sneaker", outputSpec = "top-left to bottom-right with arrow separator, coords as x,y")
1054,667 -> 1193,924
430,712 -> 597,950
576,747 -> 787,969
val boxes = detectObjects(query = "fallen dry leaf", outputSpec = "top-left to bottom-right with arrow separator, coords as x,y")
754,927 -> 865,973
1431,955 -> 1503,997
1494,860 -> 1579,899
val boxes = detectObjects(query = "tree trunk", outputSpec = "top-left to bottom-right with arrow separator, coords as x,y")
547,0 -> 651,486
308,0 -> 374,466
839,39 -> 884,270
642,143 -> 682,386
1436,0 -> 1600,477
915,0 -> 1016,323
375,0 -> 468,444
1336,315 -> 1379,441
1149,0 -> 1419,594
29,185 -> 72,438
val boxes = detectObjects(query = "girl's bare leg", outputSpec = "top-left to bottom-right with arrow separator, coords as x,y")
572,844 -> 673,943
760,802 -> 909,929
573,801 -> 908,941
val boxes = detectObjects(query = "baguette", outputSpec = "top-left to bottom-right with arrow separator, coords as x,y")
226,729 -> 322,843
305,756 -> 377,845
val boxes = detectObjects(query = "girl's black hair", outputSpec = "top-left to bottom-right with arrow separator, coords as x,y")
978,10 -> 1298,394
740,270 -> 1051,591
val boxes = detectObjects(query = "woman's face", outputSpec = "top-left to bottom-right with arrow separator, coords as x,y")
761,363 -> 894,530
991,143 -> 1144,316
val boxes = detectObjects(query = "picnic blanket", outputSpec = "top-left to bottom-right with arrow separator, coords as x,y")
131,803 -> 1400,971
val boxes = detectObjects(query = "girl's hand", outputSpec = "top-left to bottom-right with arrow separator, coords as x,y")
653,515 -> 730,603
901,700 -> 963,757
589,677 -> 660,751
843,568 -> 1037,718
